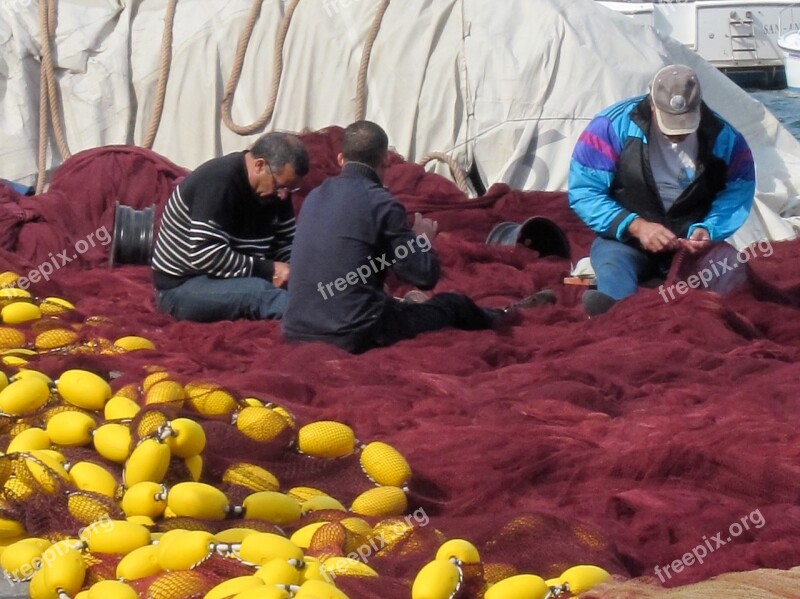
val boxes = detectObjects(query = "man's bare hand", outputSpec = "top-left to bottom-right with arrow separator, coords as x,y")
412,212 -> 438,241
628,218 -> 680,253
679,227 -> 711,254
272,261 -> 290,288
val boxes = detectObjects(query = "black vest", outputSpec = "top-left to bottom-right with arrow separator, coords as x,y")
611,98 -> 728,239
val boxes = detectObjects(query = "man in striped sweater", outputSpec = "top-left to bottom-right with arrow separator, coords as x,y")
152,132 -> 309,321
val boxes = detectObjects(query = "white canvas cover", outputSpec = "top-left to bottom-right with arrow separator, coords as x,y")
1,0 -> 799,247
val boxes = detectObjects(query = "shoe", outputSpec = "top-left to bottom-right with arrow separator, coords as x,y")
582,290 -> 617,317
402,290 -> 430,304
502,289 -> 557,314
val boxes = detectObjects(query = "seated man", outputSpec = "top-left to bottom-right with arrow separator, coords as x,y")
568,64 -> 755,316
152,132 -> 309,322
282,120 -> 553,353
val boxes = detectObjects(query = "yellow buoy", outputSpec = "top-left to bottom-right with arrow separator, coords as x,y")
163,418 -> 206,458
57,369 -> 112,411
113,336 -> 156,351
235,406 -> 289,442
123,438 -> 171,487
223,463 -> 280,492
156,529 -> 214,570
45,410 -> 96,446
360,441 -> 412,487
34,328 -> 80,351
558,564 -> 611,593
1,302 -> 41,324
104,395 -> 141,420
0,327 -> 26,350
166,482 -> 229,520
87,579 -> 139,599
298,421 -> 355,458
412,560 -> 462,599
184,381 -> 238,416
116,544 -> 162,581
0,377 -> 51,415
241,492 -> 301,525
39,297 -> 75,315
92,422 -> 133,463
436,539 -> 481,564
350,486 -> 407,517
121,482 -> 167,518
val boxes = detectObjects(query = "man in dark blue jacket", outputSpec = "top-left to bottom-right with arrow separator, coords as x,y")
282,121 -> 553,353
569,64 -> 755,316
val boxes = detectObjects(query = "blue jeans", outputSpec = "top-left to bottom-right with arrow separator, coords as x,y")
590,238 -> 668,300
155,276 -> 287,322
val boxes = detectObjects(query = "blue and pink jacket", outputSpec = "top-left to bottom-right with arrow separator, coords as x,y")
568,95 -> 755,242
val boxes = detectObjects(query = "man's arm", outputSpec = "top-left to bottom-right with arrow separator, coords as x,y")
270,200 -> 296,264
568,115 -> 639,241
378,195 -> 440,290
687,131 -> 756,241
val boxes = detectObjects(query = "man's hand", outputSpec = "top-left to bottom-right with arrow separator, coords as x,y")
679,227 -> 711,254
412,212 -> 438,241
272,261 -> 290,288
628,218 -> 679,253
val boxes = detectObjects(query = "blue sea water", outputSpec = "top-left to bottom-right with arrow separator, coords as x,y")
748,88 -> 800,140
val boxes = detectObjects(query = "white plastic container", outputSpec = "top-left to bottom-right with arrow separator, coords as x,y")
778,31 -> 800,90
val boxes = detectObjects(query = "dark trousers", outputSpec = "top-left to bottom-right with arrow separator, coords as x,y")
365,292 -> 496,352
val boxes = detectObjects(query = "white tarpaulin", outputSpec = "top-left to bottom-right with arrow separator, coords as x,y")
1,0 -> 799,245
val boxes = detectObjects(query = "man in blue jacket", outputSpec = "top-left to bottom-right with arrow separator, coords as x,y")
282,120 -> 554,353
568,64 -> 755,316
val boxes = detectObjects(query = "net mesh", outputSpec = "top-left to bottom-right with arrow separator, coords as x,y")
0,133 -> 797,597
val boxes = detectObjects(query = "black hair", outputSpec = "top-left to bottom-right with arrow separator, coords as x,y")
250,132 -> 310,177
342,121 -> 389,170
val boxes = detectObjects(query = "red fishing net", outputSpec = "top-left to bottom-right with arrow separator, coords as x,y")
0,128 -> 799,598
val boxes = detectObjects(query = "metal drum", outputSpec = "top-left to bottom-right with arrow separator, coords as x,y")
486,216 -> 571,259
109,202 -> 156,267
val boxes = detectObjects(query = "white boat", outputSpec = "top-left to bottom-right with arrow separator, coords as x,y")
599,0 -> 800,85
778,5 -> 800,88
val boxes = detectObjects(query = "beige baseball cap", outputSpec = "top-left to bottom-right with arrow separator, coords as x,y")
651,64 -> 702,136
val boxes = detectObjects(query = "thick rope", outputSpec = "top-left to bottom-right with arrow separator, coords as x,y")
221,0 -> 300,136
36,49 -> 49,194
42,0 -> 69,161
418,152 -> 471,196
355,0 -> 390,121
142,0 -> 178,149
36,0 -> 70,193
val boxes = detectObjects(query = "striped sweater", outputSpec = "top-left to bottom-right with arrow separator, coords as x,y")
152,152 -> 295,290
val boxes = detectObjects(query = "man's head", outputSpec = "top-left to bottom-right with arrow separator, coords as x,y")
650,64 -> 702,140
339,121 -> 390,176
247,132 -> 310,201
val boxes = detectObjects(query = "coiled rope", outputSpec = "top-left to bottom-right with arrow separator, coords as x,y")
221,0 -> 300,136
418,152 -> 471,196
142,0 -> 179,149
36,0 -> 70,194
34,0 -> 472,196
355,0 -> 390,121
